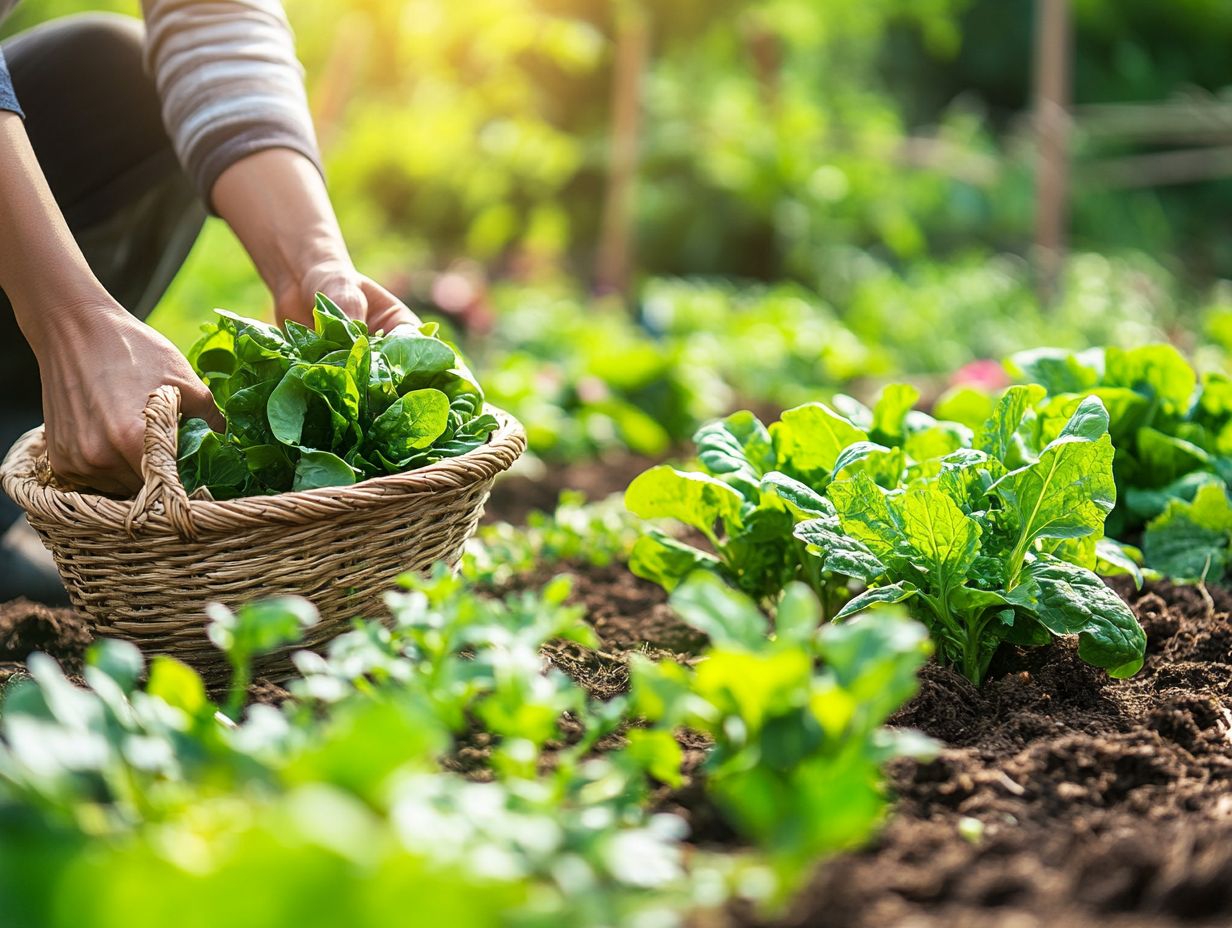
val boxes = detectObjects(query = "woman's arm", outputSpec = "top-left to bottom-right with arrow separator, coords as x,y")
211,148 -> 418,335
0,112 -> 220,494
142,0 -> 418,333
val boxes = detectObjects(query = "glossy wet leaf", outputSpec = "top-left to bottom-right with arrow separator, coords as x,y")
1023,556 -> 1147,678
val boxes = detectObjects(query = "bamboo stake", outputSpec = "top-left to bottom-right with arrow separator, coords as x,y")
595,1 -> 648,299
1032,0 -> 1072,306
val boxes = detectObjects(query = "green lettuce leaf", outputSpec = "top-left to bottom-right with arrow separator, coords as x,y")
989,396 -> 1116,549
1143,481 -> 1232,582
624,465 -> 744,539
1023,556 -> 1147,678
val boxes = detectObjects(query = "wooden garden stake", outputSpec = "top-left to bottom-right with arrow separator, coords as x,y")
1032,0 -> 1072,306
596,0 -> 648,299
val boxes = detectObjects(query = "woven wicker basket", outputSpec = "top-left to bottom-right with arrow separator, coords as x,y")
0,385 -> 526,678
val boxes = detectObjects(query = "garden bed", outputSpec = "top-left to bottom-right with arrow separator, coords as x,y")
2,561 -> 1229,927
484,452 -> 659,525
497,566 -> 1232,928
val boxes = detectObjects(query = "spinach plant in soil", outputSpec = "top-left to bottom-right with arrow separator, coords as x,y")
624,384 -> 968,616
177,294 -> 498,498
1005,344 -> 1232,544
625,383 -> 1146,685
631,572 -> 936,895
796,390 -> 1146,683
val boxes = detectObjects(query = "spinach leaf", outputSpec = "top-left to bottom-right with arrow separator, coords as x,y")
292,449 -> 359,491
1022,556 -> 1147,678
797,396 -> 1144,684
178,295 -> 497,498
368,389 -> 451,461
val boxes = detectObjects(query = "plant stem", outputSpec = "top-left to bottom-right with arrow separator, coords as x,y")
961,638 -> 984,685
225,657 -> 251,722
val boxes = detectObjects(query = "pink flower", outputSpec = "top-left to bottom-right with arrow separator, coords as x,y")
952,359 -> 1010,391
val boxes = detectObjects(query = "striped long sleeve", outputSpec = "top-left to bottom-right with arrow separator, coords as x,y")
0,47 -> 21,116
141,0 -> 322,207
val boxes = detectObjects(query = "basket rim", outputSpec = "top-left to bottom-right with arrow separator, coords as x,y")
0,404 -> 526,538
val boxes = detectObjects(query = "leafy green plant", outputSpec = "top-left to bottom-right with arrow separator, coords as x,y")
631,573 -> 935,895
177,295 -> 498,498
294,568 -> 601,778
994,343 -> 1232,584
1006,344 -> 1232,538
208,597 -> 319,720
1143,480 -> 1232,582
624,387 -> 969,615
796,391 -> 1147,683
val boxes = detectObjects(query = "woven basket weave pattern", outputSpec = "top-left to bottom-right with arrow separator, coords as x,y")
1,386 -> 525,676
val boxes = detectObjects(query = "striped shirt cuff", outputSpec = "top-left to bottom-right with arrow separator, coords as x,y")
0,48 -> 22,117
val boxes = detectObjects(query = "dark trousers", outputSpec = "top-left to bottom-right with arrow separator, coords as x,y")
0,13 -> 205,530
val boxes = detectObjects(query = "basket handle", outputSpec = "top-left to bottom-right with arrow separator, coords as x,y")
124,385 -> 198,540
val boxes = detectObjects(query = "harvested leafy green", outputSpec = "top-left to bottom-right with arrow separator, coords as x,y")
177,295 -> 498,499
796,392 -> 1146,683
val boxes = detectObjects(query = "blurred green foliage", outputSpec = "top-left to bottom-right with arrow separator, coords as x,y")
7,0 -> 1232,466
6,0 -> 1232,283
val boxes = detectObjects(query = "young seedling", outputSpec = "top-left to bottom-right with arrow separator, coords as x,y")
207,596 -> 319,719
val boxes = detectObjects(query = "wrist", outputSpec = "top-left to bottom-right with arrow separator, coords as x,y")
12,279 -> 121,355
264,229 -> 354,302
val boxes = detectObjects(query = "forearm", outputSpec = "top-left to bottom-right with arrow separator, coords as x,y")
0,114 -> 111,348
213,142 -> 416,335
211,148 -> 352,302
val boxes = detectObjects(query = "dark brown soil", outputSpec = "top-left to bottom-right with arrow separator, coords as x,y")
501,562 -> 705,700
736,577 -> 1232,928
485,450 -> 660,524
2,568 -> 1230,928
0,598 -> 93,688
507,568 -> 1232,928
0,598 -> 290,703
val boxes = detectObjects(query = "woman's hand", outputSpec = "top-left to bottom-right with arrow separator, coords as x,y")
212,149 -> 420,336
272,258 -> 421,335
0,113 -> 220,495
37,300 -> 221,494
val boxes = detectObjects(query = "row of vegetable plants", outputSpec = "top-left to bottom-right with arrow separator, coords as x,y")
625,380 -> 1147,684
625,340 -> 1232,613
466,252 -> 1226,463
0,555 -> 931,925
